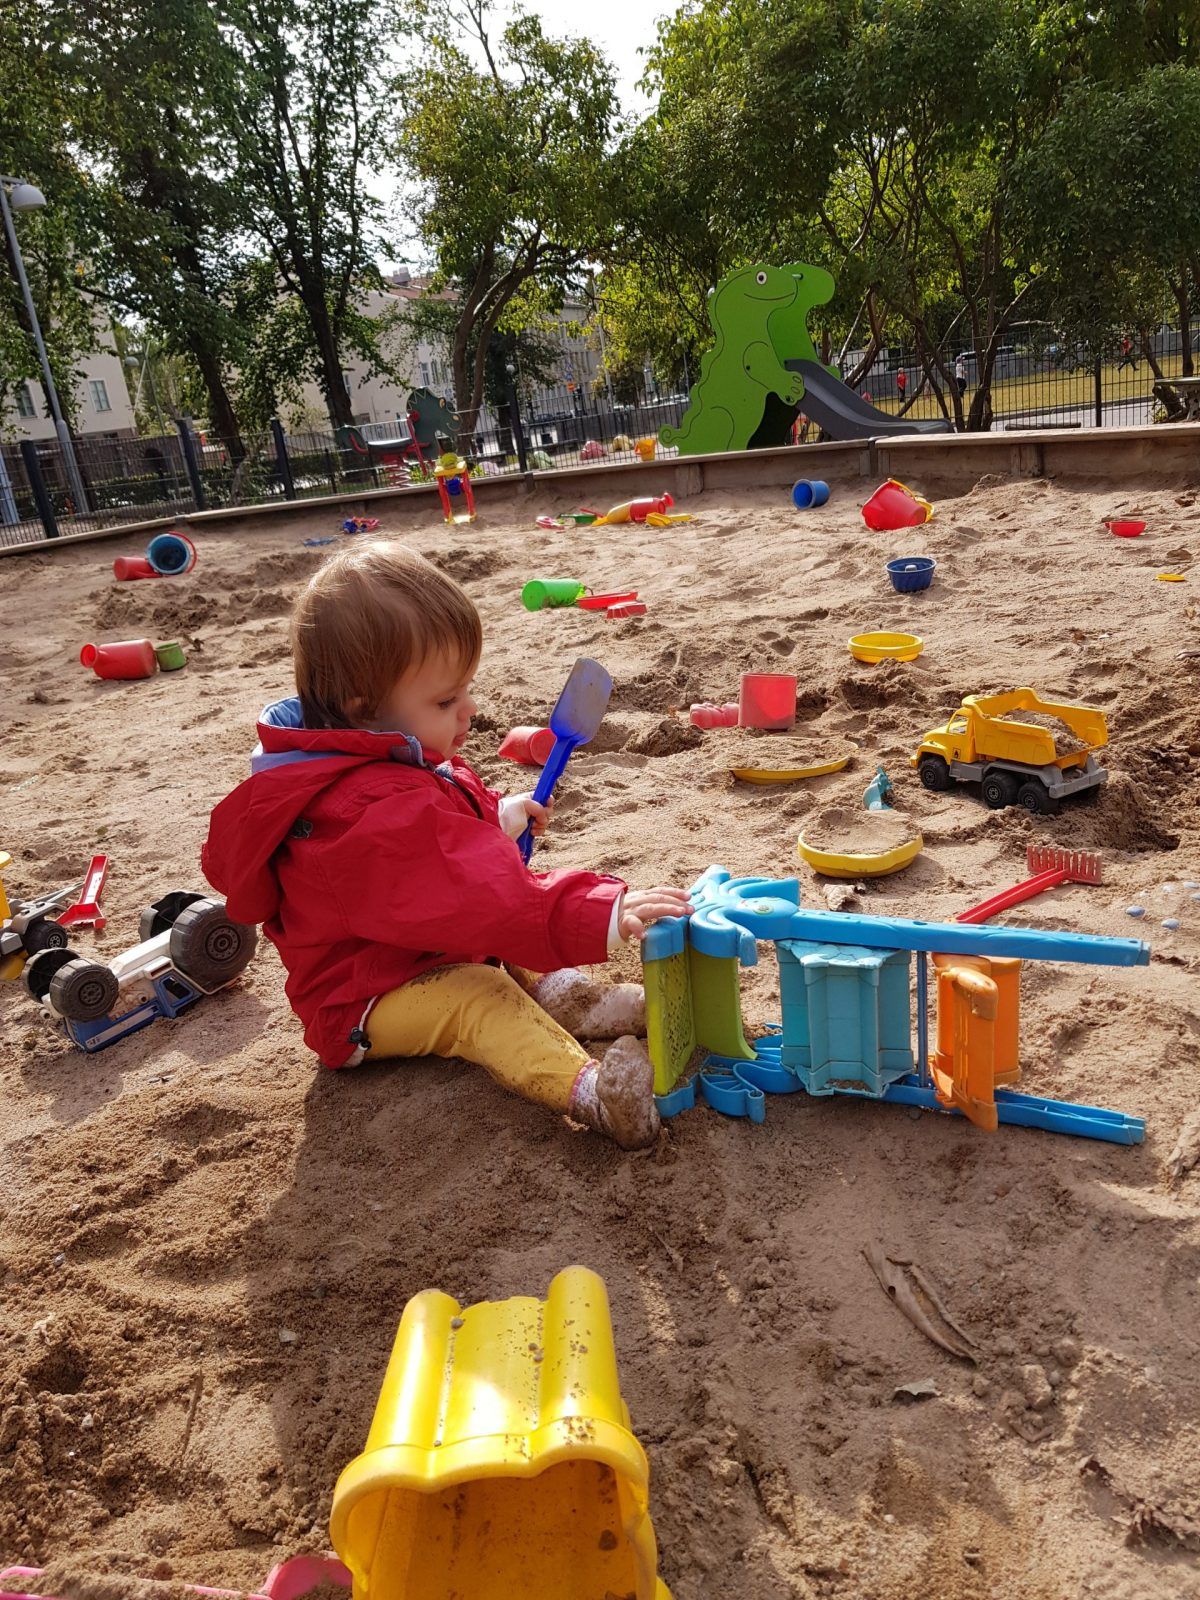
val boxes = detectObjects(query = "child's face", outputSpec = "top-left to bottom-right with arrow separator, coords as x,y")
367,649 -> 478,758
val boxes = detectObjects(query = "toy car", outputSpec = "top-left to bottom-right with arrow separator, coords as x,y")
23,891 -> 257,1053
0,850 -> 74,982
912,689 -> 1108,816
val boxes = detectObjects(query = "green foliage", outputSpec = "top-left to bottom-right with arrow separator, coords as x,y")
396,1 -> 621,425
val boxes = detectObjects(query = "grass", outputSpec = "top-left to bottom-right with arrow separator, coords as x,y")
870,352 -> 1192,422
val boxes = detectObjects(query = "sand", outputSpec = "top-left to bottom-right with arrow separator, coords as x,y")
800,805 -> 918,856
2,472 -> 1200,1599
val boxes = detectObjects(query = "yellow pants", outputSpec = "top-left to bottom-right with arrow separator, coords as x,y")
364,964 -> 591,1112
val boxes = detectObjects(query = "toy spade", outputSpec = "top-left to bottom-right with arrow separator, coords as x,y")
518,657 -> 613,863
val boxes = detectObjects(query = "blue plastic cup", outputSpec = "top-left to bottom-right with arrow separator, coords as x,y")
792,479 -> 830,510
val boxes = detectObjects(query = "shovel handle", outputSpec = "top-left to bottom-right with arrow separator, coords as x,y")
518,736 -> 578,863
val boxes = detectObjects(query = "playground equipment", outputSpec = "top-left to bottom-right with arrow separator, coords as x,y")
434,453 -> 476,524
517,658 -> 613,864
848,631 -> 924,663
659,263 -> 951,456
862,479 -> 934,530
739,672 -> 797,730
329,1266 -> 670,1600
80,638 -> 158,679
792,478 -> 830,509
886,556 -> 936,592
112,530 -> 197,580
645,867 -> 1147,1141
22,890 -> 256,1053
913,689 -> 1108,815
957,846 -> 1103,924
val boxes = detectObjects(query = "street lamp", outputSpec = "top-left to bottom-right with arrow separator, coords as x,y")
0,175 -> 90,513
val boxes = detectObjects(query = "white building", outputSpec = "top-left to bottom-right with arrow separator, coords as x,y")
4,341 -> 135,441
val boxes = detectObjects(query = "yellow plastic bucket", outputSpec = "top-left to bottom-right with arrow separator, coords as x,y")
330,1266 -> 671,1600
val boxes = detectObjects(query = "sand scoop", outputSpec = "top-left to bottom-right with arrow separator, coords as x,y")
957,846 -> 1103,925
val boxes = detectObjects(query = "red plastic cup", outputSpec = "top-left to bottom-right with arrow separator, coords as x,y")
498,725 -> 556,765
689,703 -> 740,728
1106,519 -> 1145,538
112,556 -> 161,580
739,672 -> 798,730
80,639 -> 158,679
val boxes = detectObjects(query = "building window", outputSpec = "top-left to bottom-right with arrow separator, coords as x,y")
16,383 -> 36,418
342,369 -> 354,395
90,379 -> 111,413
419,362 -> 430,385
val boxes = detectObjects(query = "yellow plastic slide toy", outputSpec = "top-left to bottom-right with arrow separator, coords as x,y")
330,1266 -> 671,1600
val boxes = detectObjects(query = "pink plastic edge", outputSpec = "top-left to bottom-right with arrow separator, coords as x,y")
0,1555 -> 351,1600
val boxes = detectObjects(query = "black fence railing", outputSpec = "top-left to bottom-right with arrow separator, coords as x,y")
2,326 -> 1197,551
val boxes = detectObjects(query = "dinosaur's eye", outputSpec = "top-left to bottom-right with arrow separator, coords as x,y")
756,271 -> 767,284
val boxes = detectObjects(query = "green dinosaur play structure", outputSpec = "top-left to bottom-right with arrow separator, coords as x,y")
659,263 -> 950,454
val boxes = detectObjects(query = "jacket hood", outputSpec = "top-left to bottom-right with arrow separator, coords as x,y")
203,697 -> 443,924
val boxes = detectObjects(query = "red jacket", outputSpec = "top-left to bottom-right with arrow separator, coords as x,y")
202,697 -> 624,1067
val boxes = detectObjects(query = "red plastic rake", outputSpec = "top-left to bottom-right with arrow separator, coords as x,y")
957,846 -> 1102,925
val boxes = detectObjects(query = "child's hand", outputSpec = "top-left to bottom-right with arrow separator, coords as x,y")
499,793 -> 554,841
618,886 -> 694,941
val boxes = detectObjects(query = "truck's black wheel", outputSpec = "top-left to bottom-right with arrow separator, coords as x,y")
138,891 -> 208,944
1016,781 -> 1060,816
49,958 -> 119,1022
981,772 -> 1019,810
24,946 -> 79,1003
22,917 -> 69,955
918,755 -> 952,792
169,899 -> 257,989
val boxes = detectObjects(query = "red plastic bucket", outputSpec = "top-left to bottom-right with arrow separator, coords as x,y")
498,726 -> 556,765
1106,519 -> 1145,538
112,556 -> 160,580
80,639 -> 158,679
739,673 -> 798,730
862,479 -> 933,531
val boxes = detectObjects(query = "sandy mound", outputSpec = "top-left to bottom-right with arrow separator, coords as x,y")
1,474 -> 1199,1600
802,805 -> 919,855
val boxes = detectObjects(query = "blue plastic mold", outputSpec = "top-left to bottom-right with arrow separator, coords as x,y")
886,556 -> 935,592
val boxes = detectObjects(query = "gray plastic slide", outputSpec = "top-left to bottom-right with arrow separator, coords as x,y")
787,359 -> 953,440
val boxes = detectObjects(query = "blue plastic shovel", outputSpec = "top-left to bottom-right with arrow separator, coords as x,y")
518,656 -> 613,863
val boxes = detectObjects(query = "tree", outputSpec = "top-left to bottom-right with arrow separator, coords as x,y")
396,1 -> 620,432
60,0 -> 251,451
0,0 -> 100,431
218,0 -> 405,433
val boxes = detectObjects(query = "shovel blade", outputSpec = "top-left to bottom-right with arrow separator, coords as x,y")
547,657 -> 613,746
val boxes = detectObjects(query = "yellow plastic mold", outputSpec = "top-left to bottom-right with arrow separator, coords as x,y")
796,831 -> 924,879
848,631 -> 924,664
729,753 -> 851,784
329,1266 -> 671,1600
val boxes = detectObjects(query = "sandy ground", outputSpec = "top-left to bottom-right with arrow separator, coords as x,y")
1,470 -> 1199,1600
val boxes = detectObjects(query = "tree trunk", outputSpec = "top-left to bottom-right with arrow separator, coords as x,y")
303,295 -> 355,434
190,341 -> 245,459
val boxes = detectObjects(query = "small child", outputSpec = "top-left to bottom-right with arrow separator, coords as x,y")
202,540 -> 691,1148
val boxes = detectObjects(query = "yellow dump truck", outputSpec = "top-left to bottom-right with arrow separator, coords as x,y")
911,689 -> 1108,815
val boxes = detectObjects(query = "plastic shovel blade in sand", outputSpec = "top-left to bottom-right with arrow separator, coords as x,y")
518,657 -> 613,864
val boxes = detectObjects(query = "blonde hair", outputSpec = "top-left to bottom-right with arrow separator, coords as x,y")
290,540 -> 482,727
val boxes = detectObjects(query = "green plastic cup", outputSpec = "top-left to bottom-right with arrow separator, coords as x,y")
155,640 -> 187,670
521,579 -> 587,612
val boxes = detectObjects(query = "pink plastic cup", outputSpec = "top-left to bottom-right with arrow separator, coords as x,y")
739,673 -> 798,730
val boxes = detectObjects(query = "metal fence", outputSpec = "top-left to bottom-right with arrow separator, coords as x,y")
1,327 -> 1195,551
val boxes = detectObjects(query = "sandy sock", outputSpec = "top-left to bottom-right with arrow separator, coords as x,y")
533,968 -> 646,1040
568,1038 -> 659,1150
